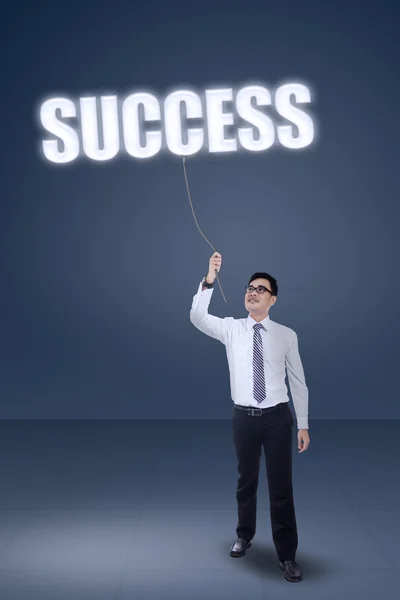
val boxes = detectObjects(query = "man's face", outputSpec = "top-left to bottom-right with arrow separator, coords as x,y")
244,278 -> 276,316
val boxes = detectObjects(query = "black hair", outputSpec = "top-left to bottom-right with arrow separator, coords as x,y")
248,272 -> 278,297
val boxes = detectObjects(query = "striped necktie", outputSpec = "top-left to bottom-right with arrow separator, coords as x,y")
253,323 -> 266,404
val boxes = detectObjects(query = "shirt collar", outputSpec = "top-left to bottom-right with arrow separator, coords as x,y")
246,313 -> 272,331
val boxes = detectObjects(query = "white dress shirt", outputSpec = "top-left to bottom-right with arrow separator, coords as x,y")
190,278 -> 309,430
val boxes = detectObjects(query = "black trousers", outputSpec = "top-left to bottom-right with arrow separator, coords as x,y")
232,401 -> 298,562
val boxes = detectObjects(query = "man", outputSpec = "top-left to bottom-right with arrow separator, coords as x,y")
189,251 -> 310,583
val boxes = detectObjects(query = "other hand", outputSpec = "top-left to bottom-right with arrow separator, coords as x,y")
297,429 -> 310,453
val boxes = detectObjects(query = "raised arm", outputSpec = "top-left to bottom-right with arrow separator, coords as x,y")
189,252 -> 232,344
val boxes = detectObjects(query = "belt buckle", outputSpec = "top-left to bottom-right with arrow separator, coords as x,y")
248,407 -> 262,416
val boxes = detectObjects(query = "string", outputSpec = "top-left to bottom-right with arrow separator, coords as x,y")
182,156 -> 228,304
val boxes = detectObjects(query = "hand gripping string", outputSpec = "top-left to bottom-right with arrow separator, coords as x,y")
182,156 -> 228,304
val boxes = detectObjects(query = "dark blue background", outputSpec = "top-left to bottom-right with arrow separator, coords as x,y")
1,0 -> 398,418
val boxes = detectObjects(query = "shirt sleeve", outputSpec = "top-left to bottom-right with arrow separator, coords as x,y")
285,331 -> 309,430
189,279 -> 232,345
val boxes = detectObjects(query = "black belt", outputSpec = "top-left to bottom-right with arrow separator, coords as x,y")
234,402 -> 284,416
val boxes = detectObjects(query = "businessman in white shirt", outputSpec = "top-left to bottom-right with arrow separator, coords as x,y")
190,252 -> 310,583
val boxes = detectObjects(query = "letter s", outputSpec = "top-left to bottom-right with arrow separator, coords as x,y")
40,98 -> 80,163
275,83 -> 314,149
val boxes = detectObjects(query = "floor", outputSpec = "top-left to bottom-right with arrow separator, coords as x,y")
0,418 -> 398,599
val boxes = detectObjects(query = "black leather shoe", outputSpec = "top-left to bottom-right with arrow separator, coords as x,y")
230,538 -> 252,557
279,560 -> 303,582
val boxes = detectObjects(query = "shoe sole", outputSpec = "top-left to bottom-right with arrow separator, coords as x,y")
230,541 -> 252,557
279,561 -> 303,582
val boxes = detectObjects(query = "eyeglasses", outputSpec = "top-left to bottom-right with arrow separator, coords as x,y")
245,285 -> 272,295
